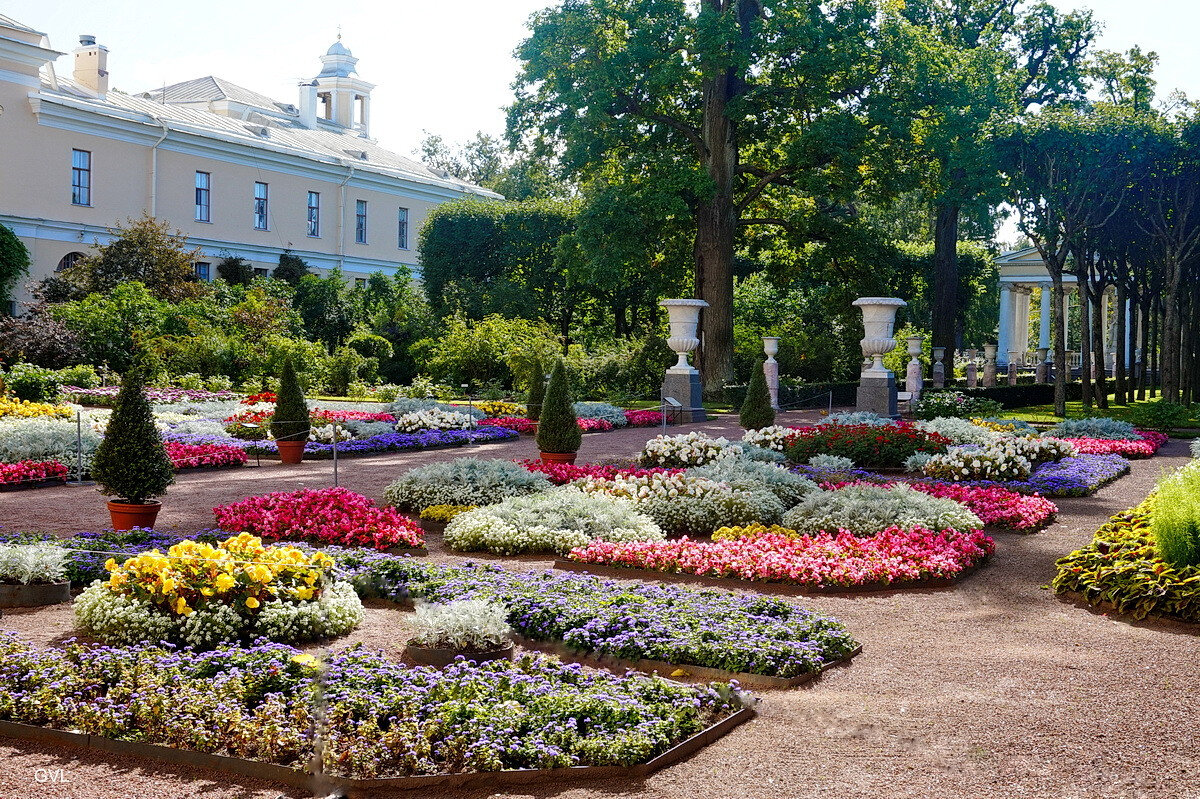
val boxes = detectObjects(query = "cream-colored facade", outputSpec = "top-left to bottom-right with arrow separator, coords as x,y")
0,15 -> 499,308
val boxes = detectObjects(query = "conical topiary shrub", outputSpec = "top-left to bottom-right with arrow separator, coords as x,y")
536,359 -> 581,457
91,369 -> 174,507
526,356 -> 546,422
740,359 -> 776,430
271,356 -> 310,464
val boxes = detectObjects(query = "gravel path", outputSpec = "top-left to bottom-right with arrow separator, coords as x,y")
0,415 -> 1197,799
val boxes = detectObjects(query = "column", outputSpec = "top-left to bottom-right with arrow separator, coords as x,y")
1039,283 -> 1052,350
997,284 -> 1013,368
1100,289 -> 1110,375
1014,288 -> 1031,357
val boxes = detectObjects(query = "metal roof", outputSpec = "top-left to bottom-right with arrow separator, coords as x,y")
140,76 -> 295,115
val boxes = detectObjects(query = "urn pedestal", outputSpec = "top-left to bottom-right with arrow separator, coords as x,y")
659,299 -> 708,423
763,337 -> 781,410
904,336 -> 924,400
1036,347 -> 1050,383
931,347 -> 946,389
965,349 -> 979,388
982,344 -> 998,387
852,297 -> 906,418
1007,350 -> 1020,386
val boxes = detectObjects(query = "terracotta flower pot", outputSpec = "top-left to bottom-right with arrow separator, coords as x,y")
276,439 -> 306,465
403,641 -> 514,668
0,581 -> 71,608
107,500 -> 162,531
540,451 -> 577,465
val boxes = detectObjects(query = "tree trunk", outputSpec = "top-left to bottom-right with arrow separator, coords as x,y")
1150,297 -> 1160,399
932,201 -> 960,377
694,68 -> 738,393
1114,283 -> 1127,405
1078,278 -> 1092,412
1051,276 -> 1068,416
1162,263 -> 1183,402
1090,284 -> 1107,409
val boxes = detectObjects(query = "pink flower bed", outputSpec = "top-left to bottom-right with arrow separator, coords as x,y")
313,408 -> 397,423
0,460 -> 68,485
213,487 -> 424,550
165,442 -> 249,470
569,527 -> 994,589
520,460 -> 681,485
578,417 -> 614,433
907,482 -> 1057,530
1059,431 -> 1167,459
479,416 -> 536,434
624,409 -> 666,426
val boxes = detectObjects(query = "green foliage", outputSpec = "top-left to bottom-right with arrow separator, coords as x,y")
52,282 -> 167,374
4,363 -> 61,402
89,371 -> 174,503
1152,467 -> 1200,568
525,356 -> 546,422
536,360 -> 581,454
216,256 -> 255,286
294,270 -> 356,349
326,346 -> 366,397
0,222 -> 30,303
1055,498 -> 1200,622
62,215 -> 202,302
272,251 -> 311,285
413,314 -> 559,388
1127,400 -> 1193,433
739,361 -> 775,430
55,364 -> 100,389
270,356 -> 310,442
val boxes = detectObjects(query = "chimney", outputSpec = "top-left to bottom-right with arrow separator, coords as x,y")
298,81 -> 318,128
73,35 -> 109,99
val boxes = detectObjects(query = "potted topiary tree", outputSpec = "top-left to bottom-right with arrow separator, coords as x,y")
90,370 -> 175,530
271,356 -> 311,464
535,359 -> 581,464
740,358 -> 776,430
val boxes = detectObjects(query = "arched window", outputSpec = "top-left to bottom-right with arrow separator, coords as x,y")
56,252 -> 87,272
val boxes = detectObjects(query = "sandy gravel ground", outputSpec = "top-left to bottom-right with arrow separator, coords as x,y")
0,413 -> 1197,799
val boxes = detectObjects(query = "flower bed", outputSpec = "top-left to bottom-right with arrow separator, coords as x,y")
0,460 -> 68,486
242,426 -> 519,458
478,416 -> 537,434
1059,431 -> 1167,459
165,442 -> 248,470
394,408 -> 476,432
339,552 -> 859,678
922,443 -> 1033,482
0,397 -> 73,420
906,482 -> 1057,531
624,409 -> 666,427
578,417 -> 615,432
64,386 -> 239,406
567,527 -> 993,591
382,458 -> 552,511
1053,497 -> 1200,623
74,534 -> 363,647
1004,453 -> 1131,497
215,488 -> 423,550
784,423 -> 951,468
520,460 -> 680,485
639,432 -> 782,467
0,636 -> 745,779
780,484 -> 982,536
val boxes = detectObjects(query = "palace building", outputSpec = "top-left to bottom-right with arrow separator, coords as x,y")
0,14 -> 498,309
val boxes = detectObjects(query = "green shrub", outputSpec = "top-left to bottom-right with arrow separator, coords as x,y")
527,356 -> 546,422
535,360 -> 581,454
55,364 -> 100,389
739,361 -> 775,430
383,458 -> 552,511
912,391 -> 1003,421
89,371 -> 174,503
1128,400 -> 1193,433
1152,464 -> 1200,568
326,346 -> 365,397
270,356 -> 310,442
5,363 -> 62,403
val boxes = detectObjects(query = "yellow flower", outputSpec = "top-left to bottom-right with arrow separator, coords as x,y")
215,573 -> 236,592
160,577 -> 176,594
173,597 -> 192,615
290,653 -> 318,668
245,596 -> 260,609
200,586 -> 215,597
104,558 -> 117,572
295,587 -> 313,601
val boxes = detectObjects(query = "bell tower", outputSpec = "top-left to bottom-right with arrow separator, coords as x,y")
297,35 -> 374,136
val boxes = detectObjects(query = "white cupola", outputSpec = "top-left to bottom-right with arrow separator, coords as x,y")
297,37 -> 374,136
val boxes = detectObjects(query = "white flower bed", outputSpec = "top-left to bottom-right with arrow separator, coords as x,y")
782,484 -> 983,536
922,443 -> 1033,482
918,416 -> 1001,446
740,425 -> 795,452
443,487 -> 663,556
393,408 -> 476,432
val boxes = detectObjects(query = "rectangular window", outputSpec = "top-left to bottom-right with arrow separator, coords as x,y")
307,191 -> 320,237
253,181 -> 269,230
397,207 -> 409,249
355,199 -> 368,244
194,262 -> 211,281
354,278 -> 367,289
71,149 -> 91,206
195,172 -> 211,222
253,267 -> 268,277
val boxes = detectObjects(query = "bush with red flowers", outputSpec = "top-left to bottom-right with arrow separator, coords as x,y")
785,423 -> 951,468
165,442 -> 249,470
520,459 -> 681,485
0,460 -> 69,485
213,487 -> 424,550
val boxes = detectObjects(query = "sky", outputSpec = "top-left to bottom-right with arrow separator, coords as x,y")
6,0 -> 1200,223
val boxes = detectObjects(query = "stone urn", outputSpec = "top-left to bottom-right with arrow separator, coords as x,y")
660,299 -> 709,374
965,348 -> 979,388
905,336 -> 924,398
931,347 -> 946,388
982,344 -> 999,387
852,297 -> 907,375
762,337 -> 781,410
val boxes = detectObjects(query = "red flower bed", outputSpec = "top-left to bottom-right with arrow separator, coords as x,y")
907,482 -> 1057,531
520,460 -> 681,485
1059,431 -> 1167,459
568,527 -> 994,589
311,408 -> 397,424
213,487 -> 424,550
784,423 -> 951,468
0,460 -> 68,485
624,409 -> 666,427
479,416 -> 536,434
165,442 -> 248,470
578,417 -> 614,433
242,391 -> 277,405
